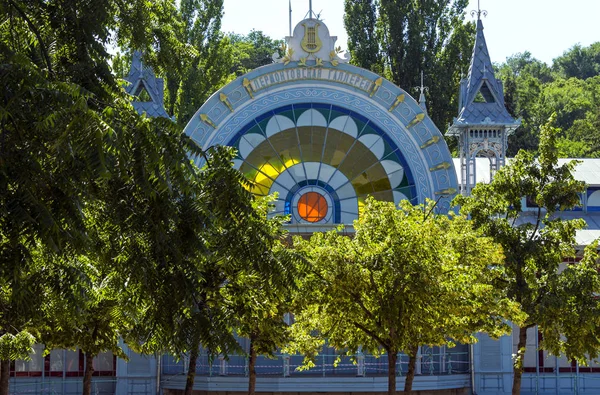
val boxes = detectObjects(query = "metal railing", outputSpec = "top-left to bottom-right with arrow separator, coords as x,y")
161,350 -> 471,378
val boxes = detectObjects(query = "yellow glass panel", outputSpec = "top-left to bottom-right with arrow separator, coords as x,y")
322,130 -> 355,168
239,162 -> 275,192
297,126 -> 327,163
338,143 -> 378,181
268,130 -> 303,169
350,164 -> 391,194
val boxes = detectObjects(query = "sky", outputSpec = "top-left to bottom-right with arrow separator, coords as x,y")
221,0 -> 600,65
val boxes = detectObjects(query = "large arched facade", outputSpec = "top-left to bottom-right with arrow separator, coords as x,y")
183,23 -> 458,230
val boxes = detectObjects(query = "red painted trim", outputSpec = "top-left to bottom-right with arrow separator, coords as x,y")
14,371 -> 42,377
524,367 -> 555,373
577,367 -> 600,373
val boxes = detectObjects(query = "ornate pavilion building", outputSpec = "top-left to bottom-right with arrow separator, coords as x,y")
9,5 -> 600,395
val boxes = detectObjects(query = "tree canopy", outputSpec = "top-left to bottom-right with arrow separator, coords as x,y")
291,198 -> 521,395
498,43 -> 600,157
454,115 -> 600,395
344,0 -> 475,136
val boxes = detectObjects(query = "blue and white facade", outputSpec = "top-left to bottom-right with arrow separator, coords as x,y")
8,9 -> 600,395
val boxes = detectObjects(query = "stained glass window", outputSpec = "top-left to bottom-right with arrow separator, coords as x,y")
228,103 -> 416,225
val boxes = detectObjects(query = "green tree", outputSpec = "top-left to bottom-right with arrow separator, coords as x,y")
344,0 -> 475,133
40,251 -> 128,395
454,115 -> 600,395
221,196 -> 305,395
0,0 -> 202,394
161,0 -> 236,125
496,52 -> 553,155
291,198 -> 520,395
553,42 -> 600,80
123,146 -> 297,395
228,30 -> 284,76
541,76 -> 600,157
343,0 -> 382,74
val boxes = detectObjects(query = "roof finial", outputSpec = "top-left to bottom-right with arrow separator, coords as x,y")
305,0 -> 319,20
470,0 -> 488,19
416,70 -> 428,114
289,0 -> 292,36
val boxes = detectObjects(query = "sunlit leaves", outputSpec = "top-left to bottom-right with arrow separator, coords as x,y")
291,197 -> 518,393
455,115 -> 599,394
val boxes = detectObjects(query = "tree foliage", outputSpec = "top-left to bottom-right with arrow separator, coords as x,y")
0,0 -> 236,393
454,115 -> 600,395
498,44 -> 600,157
344,0 -> 475,135
228,30 -> 284,76
220,196 -> 305,395
291,198 -> 520,395
161,0 -> 235,125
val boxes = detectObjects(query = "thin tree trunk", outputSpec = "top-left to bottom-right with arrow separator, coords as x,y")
0,359 -> 10,395
184,345 -> 199,395
248,336 -> 257,395
512,326 -> 528,395
82,352 -> 94,395
404,345 -> 419,393
387,349 -> 397,395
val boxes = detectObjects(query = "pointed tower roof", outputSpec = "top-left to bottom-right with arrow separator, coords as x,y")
124,51 -> 171,119
447,17 -> 519,135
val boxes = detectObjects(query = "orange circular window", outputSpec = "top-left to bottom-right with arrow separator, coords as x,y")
298,192 -> 328,222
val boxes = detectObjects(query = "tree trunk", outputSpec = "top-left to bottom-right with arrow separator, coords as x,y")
404,345 -> 419,393
248,336 -> 257,395
512,326 -> 529,395
184,345 -> 199,395
82,352 -> 94,395
0,359 -> 10,395
387,349 -> 397,395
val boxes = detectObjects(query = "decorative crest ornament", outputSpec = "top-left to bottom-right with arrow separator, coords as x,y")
301,23 -> 322,53
470,0 -> 488,19
272,3 -> 350,66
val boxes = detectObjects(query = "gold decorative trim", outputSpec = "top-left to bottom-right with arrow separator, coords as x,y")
388,94 -> 405,112
429,162 -> 451,172
370,77 -> 383,97
406,113 -> 425,128
200,114 -> 217,129
242,78 -> 254,99
219,93 -> 233,112
420,136 -> 440,149
435,188 -> 457,196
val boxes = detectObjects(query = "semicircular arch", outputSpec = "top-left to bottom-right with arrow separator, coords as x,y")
183,62 -> 458,224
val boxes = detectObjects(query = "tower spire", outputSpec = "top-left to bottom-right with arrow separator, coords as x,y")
125,51 -> 171,119
447,12 -> 520,195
